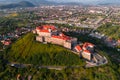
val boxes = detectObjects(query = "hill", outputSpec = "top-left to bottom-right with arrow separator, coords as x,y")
7,33 -> 85,66
0,0 -> 83,6
1,33 -> 120,80
0,1 -> 35,9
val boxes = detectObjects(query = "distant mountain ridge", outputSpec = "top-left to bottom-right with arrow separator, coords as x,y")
0,1 -> 35,9
0,0 -> 83,6
0,0 -> 120,6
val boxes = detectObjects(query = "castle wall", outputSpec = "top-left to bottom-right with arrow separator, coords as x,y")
36,36 -> 44,42
50,38 -> 64,46
44,37 -> 52,43
64,41 -> 72,49
36,35 -> 72,49
35,27 -> 75,50
32,30 -> 36,34
81,52 -> 91,61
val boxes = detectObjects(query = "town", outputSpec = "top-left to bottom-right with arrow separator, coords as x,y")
0,5 -> 120,49
0,2 -> 120,80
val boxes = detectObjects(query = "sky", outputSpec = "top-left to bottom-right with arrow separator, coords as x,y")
0,0 -> 120,4
48,0 -> 120,3
49,0 -> 100,2
49,0 -> 120,2
0,0 -> 118,2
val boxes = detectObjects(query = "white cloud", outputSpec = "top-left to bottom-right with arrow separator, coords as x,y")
48,0 -> 120,3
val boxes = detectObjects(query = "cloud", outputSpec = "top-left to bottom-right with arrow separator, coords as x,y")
48,0 -> 120,3
48,0 -> 100,2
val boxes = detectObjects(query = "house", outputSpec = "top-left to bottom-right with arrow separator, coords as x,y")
81,42 -> 95,60
4,41 -> 11,45
117,39 -> 120,46
1,40 -> 11,46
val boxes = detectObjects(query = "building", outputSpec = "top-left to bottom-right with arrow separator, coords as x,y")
74,45 -> 82,53
36,26 -> 52,37
81,42 -> 94,61
35,25 -> 77,49
1,40 -> 11,46
82,42 -> 94,51
34,25 -> 96,61
118,39 -> 120,46
82,50 -> 92,61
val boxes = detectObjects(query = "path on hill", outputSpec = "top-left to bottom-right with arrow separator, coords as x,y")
7,42 -> 108,70
8,56 -> 108,70
8,62 -> 85,70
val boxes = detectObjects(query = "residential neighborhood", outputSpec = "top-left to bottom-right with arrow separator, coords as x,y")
0,1 -> 120,80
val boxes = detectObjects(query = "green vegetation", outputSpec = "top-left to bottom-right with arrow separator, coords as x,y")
0,17 -> 17,33
97,23 -> 120,40
64,31 -> 120,79
0,62 -> 119,80
0,12 -> 38,33
0,29 -> 120,80
7,33 -> 84,66
0,10 -> 120,80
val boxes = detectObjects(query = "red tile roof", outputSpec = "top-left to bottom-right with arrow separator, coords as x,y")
42,25 -> 56,30
82,42 -> 94,50
4,41 -> 11,45
36,25 -> 56,33
36,26 -> 42,30
83,50 -> 91,54
75,45 -> 82,52
52,34 -> 71,41
118,39 -> 120,43
39,29 -> 50,33
59,33 -> 65,37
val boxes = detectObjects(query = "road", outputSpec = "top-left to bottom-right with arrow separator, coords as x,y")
8,54 -> 108,70
86,54 -> 108,68
91,9 -> 113,33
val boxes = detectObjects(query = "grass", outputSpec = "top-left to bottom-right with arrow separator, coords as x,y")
7,33 -> 85,66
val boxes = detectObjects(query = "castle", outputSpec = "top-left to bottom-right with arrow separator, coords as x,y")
33,25 -> 96,61
34,25 -> 77,49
